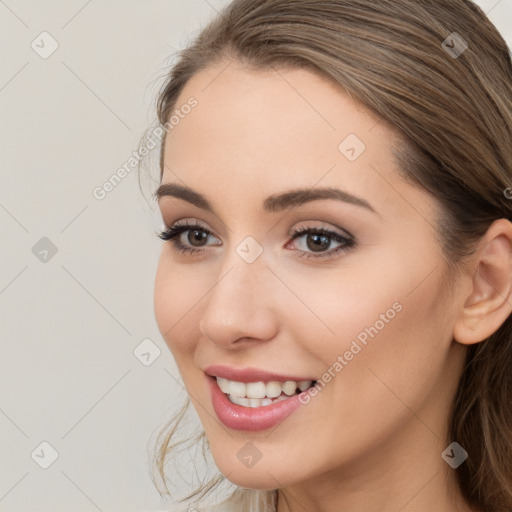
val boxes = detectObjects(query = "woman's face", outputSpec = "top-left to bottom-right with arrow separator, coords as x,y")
154,62 -> 467,491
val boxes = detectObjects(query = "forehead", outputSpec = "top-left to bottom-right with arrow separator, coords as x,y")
168,61 -> 385,150
164,61 -> 394,172
160,61 -> 435,225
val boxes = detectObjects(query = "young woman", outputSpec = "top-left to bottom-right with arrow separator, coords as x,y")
144,1 -> 512,511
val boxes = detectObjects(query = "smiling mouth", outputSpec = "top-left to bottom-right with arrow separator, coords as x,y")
215,376 -> 317,408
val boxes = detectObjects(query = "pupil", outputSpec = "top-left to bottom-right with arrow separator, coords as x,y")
307,234 -> 330,252
188,230 -> 208,246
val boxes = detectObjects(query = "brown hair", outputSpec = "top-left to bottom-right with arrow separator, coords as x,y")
146,1 -> 512,510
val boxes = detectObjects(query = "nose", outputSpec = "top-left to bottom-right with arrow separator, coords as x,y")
198,255 -> 279,349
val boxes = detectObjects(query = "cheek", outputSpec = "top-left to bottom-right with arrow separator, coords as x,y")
274,252 -> 412,357
346,275 -> 450,424
281,243 -> 451,403
153,252 -> 204,356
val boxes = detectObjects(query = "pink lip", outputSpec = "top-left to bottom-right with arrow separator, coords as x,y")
207,375 -> 308,431
205,365 -> 316,383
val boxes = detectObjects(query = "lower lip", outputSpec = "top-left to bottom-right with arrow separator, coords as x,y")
208,376 -> 307,431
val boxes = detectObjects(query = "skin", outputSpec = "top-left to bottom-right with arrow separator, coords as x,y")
153,60 -> 512,512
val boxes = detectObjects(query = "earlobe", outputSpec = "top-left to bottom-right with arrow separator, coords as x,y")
453,219 -> 512,346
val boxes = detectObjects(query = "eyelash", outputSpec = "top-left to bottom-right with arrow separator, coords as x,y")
157,221 -> 355,260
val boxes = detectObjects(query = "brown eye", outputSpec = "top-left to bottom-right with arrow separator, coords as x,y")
187,229 -> 209,247
288,226 -> 355,260
306,233 -> 331,252
157,222 -> 221,255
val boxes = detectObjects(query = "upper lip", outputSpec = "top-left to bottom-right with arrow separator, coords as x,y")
205,365 -> 316,383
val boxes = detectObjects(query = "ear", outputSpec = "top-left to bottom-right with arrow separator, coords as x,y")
453,218 -> 512,345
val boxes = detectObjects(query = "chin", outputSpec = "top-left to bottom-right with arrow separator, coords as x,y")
209,448 -> 299,490
221,469 -> 284,491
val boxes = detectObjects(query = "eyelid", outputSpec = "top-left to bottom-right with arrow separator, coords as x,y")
162,217 -> 211,231
288,220 -> 354,240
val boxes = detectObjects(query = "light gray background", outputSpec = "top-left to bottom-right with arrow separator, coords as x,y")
1,1 -> 511,511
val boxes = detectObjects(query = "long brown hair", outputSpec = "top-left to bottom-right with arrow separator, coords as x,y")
146,1 -> 512,510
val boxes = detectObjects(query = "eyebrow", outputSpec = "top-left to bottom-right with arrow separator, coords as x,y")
154,183 -> 377,214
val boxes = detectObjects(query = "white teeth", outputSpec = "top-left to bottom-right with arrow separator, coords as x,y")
216,376 -> 316,407
265,381 -> 283,398
282,380 -> 297,396
229,395 -> 246,406
228,380 -> 246,398
246,382 -> 266,399
217,377 -> 230,394
298,380 -> 313,392
228,395 -> 275,407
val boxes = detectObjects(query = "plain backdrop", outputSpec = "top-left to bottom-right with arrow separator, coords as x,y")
1,1 -> 511,511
